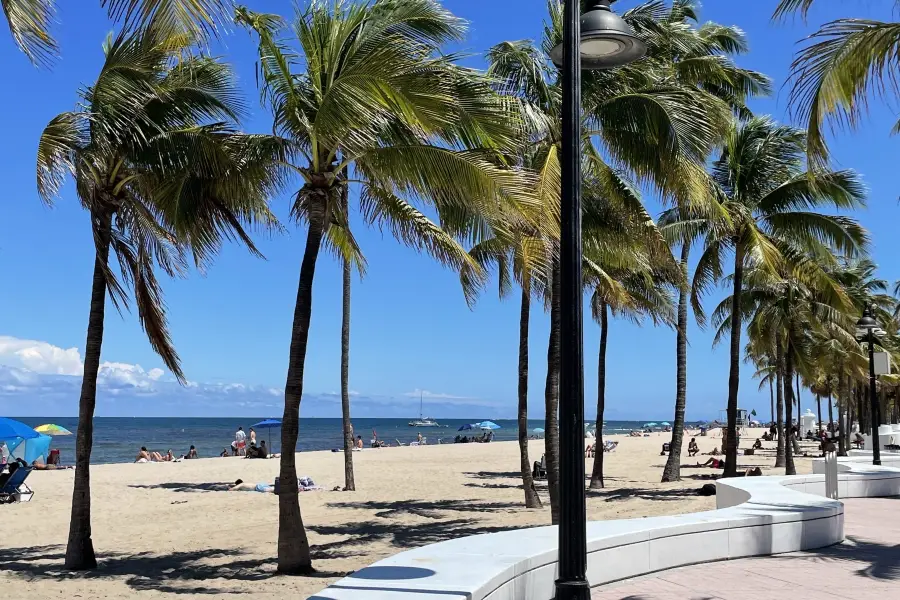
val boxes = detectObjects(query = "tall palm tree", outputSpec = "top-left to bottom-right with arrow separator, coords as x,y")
237,0 -> 533,572
621,0 -> 772,484
774,0 -> 900,168
535,0 -> 732,518
35,17 -> 281,569
588,266 -> 675,489
694,116 -> 867,477
3,0 -> 233,65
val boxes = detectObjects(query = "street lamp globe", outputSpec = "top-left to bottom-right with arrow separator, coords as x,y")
550,0 -> 647,70
855,304 -> 883,340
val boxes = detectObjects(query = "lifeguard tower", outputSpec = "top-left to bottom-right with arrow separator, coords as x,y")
718,408 -> 750,431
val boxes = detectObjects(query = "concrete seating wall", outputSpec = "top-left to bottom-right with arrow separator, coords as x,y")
311,460 -> 900,600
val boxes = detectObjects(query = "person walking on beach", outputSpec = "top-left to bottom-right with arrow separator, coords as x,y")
235,426 -> 246,456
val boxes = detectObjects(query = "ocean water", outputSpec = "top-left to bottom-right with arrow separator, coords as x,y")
10,417 -> 693,465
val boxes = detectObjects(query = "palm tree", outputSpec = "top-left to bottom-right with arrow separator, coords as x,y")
774,0 -> 900,168
622,0 -> 772,484
3,0 -> 233,65
534,0 -> 733,518
588,266 -> 675,489
721,269 -> 831,475
35,17 -> 281,569
694,116 -> 867,477
237,0 -> 534,572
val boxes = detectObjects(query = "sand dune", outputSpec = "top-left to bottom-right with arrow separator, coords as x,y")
0,428 -> 815,598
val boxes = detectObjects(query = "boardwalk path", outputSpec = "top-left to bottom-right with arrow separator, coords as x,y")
592,497 -> 900,600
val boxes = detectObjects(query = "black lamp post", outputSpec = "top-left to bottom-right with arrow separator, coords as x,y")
856,304 -> 884,466
549,2 -> 645,599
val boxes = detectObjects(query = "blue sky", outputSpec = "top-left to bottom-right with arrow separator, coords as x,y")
1,1 -> 898,420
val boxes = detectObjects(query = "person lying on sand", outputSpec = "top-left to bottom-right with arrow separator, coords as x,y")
683,457 -> 728,469
229,479 -> 274,493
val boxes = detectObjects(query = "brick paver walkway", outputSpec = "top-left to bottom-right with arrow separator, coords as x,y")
591,497 -> 900,600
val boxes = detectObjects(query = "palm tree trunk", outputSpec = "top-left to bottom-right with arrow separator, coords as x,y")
340,254 -> 355,491
828,391 -> 835,439
769,377 -> 774,427
64,210 -> 112,570
662,243 -> 690,482
796,373 -> 802,426
816,394 -> 822,434
589,300 -> 608,489
775,341 -> 785,468
277,197 -> 326,575
339,176 -> 355,492
518,286 -> 541,508
784,337 -> 797,476
724,244 -> 744,477
836,372 -> 847,456
544,258 -> 561,524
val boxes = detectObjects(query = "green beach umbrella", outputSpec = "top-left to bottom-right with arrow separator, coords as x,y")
34,424 -> 73,436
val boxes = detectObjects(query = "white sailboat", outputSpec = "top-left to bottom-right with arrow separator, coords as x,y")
408,391 -> 440,427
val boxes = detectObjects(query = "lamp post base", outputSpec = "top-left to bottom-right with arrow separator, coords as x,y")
555,578 -> 591,600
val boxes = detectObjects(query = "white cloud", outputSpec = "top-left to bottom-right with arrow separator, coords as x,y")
0,335 -> 506,418
0,335 -> 83,375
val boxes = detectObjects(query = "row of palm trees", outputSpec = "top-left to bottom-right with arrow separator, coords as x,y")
8,0 -> 899,579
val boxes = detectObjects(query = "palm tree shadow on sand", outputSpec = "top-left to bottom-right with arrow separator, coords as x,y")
0,545 -> 346,595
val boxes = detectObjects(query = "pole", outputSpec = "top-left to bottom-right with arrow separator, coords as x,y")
868,329 -> 881,466
556,0 -> 589,598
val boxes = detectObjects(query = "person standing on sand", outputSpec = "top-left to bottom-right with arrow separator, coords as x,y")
235,426 -> 246,456
249,428 -> 256,446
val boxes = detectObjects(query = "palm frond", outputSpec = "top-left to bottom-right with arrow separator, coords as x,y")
2,0 -> 58,65
787,19 -> 900,168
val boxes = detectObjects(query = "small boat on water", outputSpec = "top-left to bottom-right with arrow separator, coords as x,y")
408,392 -> 440,427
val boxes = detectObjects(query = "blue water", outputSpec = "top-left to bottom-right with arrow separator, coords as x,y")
10,417 -> 697,465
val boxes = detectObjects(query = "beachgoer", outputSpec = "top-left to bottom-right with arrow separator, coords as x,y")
229,478 -> 274,493
356,436 -> 363,450
688,438 -> 699,457
752,438 -> 763,450
135,447 -> 151,463
220,447 -> 230,457
164,449 -> 175,462
235,427 -> 246,456
585,443 -> 594,458
689,457 -> 727,469
150,450 -> 165,462
249,428 -> 256,446
185,445 -> 199,459
417,432 -> 423,444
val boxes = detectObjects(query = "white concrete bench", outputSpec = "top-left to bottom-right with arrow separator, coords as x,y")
310,461 -> 900,600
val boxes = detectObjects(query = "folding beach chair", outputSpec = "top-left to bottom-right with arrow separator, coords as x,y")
0,466 -> 34,504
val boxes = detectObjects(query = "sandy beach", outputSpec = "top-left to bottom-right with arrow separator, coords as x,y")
1,428 -> 816,599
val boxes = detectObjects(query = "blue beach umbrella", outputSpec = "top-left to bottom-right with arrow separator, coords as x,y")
0,418 -> 44,464
533,428 -> 545,433
660,422 -> 671,427
477,421 -> 501,430
458,423 -> 477,431
644,422 -> 658,428
250,418 -> 282,453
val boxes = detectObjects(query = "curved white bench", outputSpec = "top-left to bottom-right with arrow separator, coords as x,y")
310,462 -> 900,600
